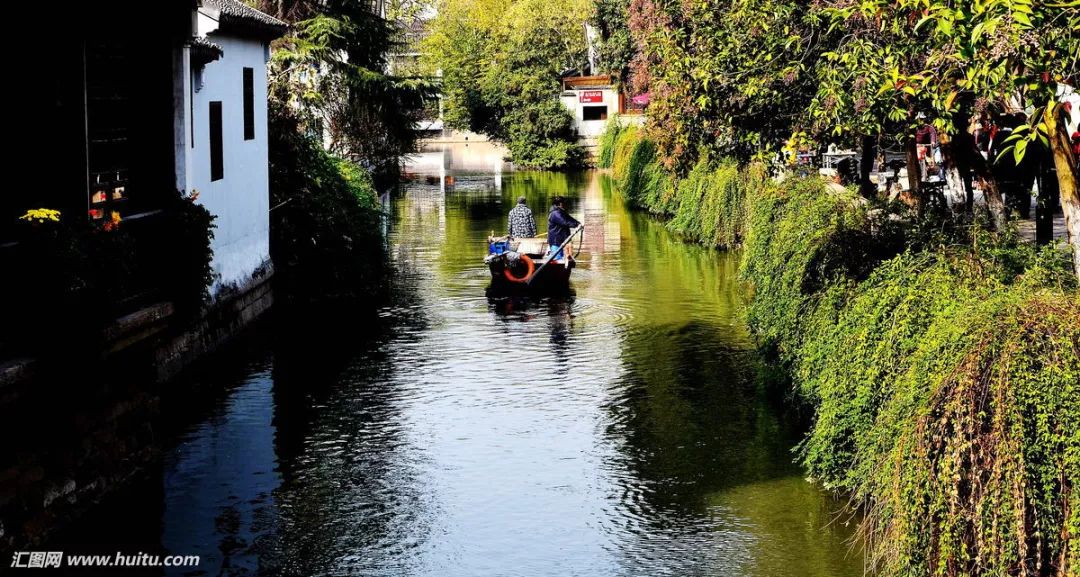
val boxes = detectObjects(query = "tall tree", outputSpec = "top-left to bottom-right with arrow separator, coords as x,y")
260,0 -> 437,180
424,0 -> 594,168
628,0 -> 825,171
853,0 -> 1079,274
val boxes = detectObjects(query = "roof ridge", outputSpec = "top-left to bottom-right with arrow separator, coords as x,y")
201,0 -> 288,36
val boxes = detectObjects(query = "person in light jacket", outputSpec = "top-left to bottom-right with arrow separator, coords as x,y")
507,196 -> 536,238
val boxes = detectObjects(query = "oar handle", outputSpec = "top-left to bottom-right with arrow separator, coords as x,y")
528,225 -> 584,285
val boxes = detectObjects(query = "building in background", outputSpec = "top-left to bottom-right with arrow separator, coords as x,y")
559,75 -> 620,138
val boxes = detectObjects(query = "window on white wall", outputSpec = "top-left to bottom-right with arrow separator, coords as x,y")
583,105 -> 608,121
243,67 -> 255,141
210,101 -> 223,181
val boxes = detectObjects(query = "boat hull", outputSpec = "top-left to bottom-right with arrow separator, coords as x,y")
488,256 -> 575,291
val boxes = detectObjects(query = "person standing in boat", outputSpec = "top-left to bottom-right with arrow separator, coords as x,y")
547,195 -> 580,260
507,196 -> 537,238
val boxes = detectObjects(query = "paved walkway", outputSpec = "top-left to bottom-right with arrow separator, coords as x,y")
1015,212 -> 1069,243
939,185 -> 1068,243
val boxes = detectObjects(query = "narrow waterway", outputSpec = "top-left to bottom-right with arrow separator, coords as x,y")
54,144 -> 863,576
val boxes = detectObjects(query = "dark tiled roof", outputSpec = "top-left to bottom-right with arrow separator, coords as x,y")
201,0 -> 287,38
189,36 -> 224,65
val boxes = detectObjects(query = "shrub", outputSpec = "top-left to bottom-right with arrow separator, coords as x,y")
515,139 -> 586,170
668,158 -> 745,248
596,116 -> 624,168
3,195 -> 215,357
608,137 -> 1080,576
154,192 -> 216,314
503,99 -> 586,170
611,127 -> 674,210
795,243 -> 1078,576
268,99 -> 387,304
739,177 -> 896,361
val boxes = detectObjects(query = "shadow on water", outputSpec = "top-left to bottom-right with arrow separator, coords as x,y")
36,155 -> 865,577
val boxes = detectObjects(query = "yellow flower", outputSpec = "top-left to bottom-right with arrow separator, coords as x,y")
19,208 -> 62,224
103,210 -> 122,232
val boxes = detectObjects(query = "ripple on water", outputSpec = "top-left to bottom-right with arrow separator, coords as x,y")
73,169 -> 867,577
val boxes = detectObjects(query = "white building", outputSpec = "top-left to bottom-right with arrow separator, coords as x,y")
559,75 -> 621,138
178,0 -> 286,297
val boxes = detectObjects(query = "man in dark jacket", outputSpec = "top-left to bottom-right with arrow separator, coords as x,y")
547,196 -> 580,259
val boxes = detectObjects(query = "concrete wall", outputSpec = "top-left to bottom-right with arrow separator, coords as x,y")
186,26 -> 272,297
560,88 -> 619,138
0,273 -> 273,551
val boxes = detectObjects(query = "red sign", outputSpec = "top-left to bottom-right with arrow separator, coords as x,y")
579,90 -> 604,103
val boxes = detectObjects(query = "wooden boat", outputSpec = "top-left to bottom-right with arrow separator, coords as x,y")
485,228 -> 582,290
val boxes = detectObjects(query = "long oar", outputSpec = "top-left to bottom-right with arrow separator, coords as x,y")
528,225 -> 584,285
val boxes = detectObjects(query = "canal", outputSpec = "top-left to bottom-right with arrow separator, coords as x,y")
54,145 -> 864,576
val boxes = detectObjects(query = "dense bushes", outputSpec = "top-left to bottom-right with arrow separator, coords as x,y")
596,117 -> 624,169
603,125 -> 1080,577
603,123 -> 763,249
268,99 -> 387,305
668,159 -> 748,248
610,125 -> 672,211
745,182 -> 1079,575
793,247 -> 1078,577
739,177 -> 904,357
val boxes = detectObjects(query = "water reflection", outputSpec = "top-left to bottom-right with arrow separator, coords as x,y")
51,157 -> 864,577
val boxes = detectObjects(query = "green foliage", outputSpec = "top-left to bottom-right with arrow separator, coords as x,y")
668,158 -> 745,248
625,0 -> 1080,204
592,0 -> 634,81
268,98 -> 387,304
264,0 -> 437,181
609,125 -> 1080,574
610,125 -> 676,212
739,177 -> 896,359
156,192 -> 217,315
424,0 -> 592,169
739,175 -> 1079,576
794,244 -> 1078,577
628,0 -> 822,168
596,117 -> 625,169
503,98 -> 586,169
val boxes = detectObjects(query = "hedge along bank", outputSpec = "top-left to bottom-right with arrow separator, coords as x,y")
601,124 -> 1080,577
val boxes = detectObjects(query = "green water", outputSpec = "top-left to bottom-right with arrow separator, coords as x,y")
53,160 -> 865,576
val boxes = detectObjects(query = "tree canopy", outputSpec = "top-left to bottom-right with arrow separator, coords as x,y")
260,0 -> 438,180
423,0 -> 595,168
626,0 -> 1080,273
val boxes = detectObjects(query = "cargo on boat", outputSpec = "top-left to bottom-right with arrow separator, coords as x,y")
484,227 -> 583,290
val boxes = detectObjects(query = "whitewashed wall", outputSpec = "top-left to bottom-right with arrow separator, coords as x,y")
560,88 -> 618,138
1064,86 -> 1080,135
185,31 -> 271,296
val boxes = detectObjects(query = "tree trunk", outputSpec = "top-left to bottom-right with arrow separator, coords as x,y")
950,112 -> 984,212
1045,105 -> 1080,278
967,151 -> 1007,228
942,142 -> 969,212
859,134 -> 877,199
905,139 -> 923,215
1035,155 -> 1058,246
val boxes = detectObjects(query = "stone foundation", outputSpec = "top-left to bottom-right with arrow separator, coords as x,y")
0,269 -> 273,552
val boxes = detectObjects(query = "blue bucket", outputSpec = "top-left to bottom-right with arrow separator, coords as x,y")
489,240 -> 510,255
